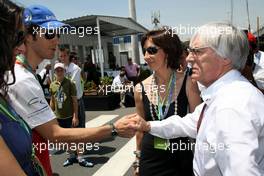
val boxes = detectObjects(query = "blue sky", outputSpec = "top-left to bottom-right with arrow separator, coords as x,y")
15,0 -> 263,40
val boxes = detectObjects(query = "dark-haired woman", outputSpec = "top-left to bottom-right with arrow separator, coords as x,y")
134,28 -> 201,176
0,0 -> 44,175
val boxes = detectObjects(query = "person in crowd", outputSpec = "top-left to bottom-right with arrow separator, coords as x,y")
37,61 -> 52,102
109,52 -> 117,70
241,31 -> 258,86
0,0 -> 45,175
178,41 -> 190,72
248,32 -> 264,93
59,48 -> 86,128
69,54 -> 87,98
133,28 -> 201,176
72,55 -> 79,66
7,4 -> 137,176
125,57 -> 140,84
83,57 -> 100,86
50,62 -> 93,167
50,62 -> 79,131
134,22 -> 264,176
112,66 -> 132,107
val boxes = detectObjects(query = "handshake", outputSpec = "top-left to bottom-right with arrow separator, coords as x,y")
113,113 -> 150,138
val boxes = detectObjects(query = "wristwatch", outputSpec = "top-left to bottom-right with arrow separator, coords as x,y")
109,122 -> 118,137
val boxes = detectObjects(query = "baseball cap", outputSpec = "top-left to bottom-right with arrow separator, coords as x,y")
54,62 -> 65,70
23,5 -> 69,29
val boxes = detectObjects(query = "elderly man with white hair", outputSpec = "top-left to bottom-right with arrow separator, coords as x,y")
134,22 -> 264,176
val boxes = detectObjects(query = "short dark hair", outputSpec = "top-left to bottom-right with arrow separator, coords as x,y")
25,24 -> 39,40
70,51 -> 77,56
182,41 -> 190,52
141,27 -> 183,70
69,53 -> 77,62
120,66 -> 125,70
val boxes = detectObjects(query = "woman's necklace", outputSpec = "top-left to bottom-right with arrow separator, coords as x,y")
149,71 -> 178,121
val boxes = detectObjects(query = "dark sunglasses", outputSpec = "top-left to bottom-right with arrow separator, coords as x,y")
142,46 -> 159,55
44,31 -> 60,40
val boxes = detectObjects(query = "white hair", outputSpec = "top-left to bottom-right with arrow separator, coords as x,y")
190,22 -> 249,70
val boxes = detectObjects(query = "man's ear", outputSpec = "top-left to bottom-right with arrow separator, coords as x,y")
223,58 -> 232,66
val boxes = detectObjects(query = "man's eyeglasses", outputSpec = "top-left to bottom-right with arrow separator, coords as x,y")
142,46 -> 160,55
187,46 -> 210,55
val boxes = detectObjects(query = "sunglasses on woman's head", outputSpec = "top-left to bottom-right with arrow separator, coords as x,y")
142,46 -> 159,55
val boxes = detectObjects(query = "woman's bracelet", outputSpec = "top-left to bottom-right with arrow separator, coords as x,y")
133,150 -> 141,158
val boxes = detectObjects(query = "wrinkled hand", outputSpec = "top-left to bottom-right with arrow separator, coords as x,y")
130,114 -> 151,132
114,113 -> 138,138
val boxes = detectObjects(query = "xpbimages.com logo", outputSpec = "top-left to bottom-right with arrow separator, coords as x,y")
32,24 -> 99,38
98,84 -> 166,95
163,24 -> 233,37
166,140 -> 230,154
33,140 -> 100,154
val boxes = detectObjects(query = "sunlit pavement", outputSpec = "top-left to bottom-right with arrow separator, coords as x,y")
50,107 -> 136,176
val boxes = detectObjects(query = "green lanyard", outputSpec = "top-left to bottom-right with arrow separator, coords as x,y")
156,72 -> 175,120
55,79 -> 65,101
16,54 -> 38,79
16,54 -> 32,71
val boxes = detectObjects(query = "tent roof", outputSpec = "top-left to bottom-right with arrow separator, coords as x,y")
63,15 -> 148,37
